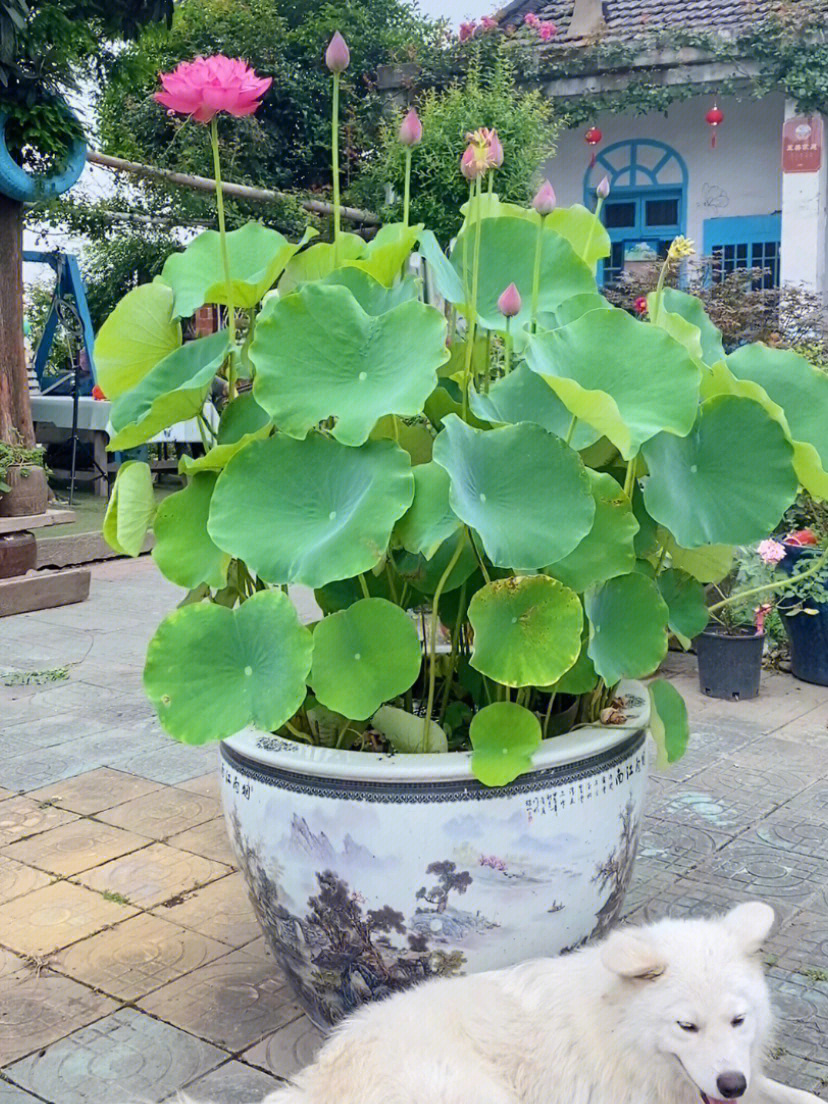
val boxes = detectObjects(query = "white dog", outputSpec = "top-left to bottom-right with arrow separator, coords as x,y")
184,902 -> 823,1104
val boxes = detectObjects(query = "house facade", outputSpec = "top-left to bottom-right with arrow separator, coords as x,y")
500,0 -> 828,299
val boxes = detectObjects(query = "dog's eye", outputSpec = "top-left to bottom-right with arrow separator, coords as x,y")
677,1022 -> 699,1033
732,1016 -> 745,1028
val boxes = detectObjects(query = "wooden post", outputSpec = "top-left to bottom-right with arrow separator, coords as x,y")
0,193 -> 35,446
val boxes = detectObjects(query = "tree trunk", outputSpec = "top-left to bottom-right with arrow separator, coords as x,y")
0,194 -> 35,447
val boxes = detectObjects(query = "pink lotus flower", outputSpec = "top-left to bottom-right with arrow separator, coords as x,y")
399,108 -> 422,147
596,175 -> 611,199
154,56 -> 272,124
497,282 -> 522,317
524,12 -> 540,27
325,31 -> 350,73
461,129 -> 498,180
459,20 -> 476,41
532,179 -> 556,214
537,21 -> 557,40
758,539 -> 787,565
480,15 -> 497,30
487,128 -> 504,168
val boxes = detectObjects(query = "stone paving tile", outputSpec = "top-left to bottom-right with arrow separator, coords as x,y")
177,772 -> 221,800
766,971 -> 828,1064
138,946 -> 302,1053
0,789 -> 15,802
695,841 -> 828,912
0,949 -> 27,982
242,1017 -> 326,1081
765,1051 -> 828,1098
0,881 -> 137,957
0,732 -> 153,794
111,740 -> 220,786
77,842 -> 230,909
52,912 -> 230,1002
0,968 -> 117,1066
626,870 -> 802,929
766,909 -> 828,976
28,769 -> 162,815
0,799 -> 78,847
3,1008 -> 225,1104
785,780 -> 828,823
0,1078 -> 46,1102
751,810 -> 828,860
165,1059 -> 283,1103
0,858 -> 52,903
152,870 -> 261,946
637,815 -> 731,878
167,817 -> 236,866
1,820 -> 150,878
97,787 -> 218,840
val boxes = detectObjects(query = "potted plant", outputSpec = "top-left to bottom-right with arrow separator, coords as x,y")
0,436 -> 49,517
775,526 -> 828,686
97,41 -> 828,1027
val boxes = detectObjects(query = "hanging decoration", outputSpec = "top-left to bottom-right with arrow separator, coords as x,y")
584,125 -> 603,168
705,102 -> 724,149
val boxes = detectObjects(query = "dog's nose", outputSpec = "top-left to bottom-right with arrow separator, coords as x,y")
716,1072 -> 747,1099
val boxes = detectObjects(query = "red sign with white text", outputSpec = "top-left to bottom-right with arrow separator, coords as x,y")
782,116 -> 823,173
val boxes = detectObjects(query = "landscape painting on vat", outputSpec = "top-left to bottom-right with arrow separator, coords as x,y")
221,735 -> 648,1028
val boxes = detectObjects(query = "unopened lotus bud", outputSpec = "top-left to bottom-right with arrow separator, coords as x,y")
596,175 -> 610,199
497,282 -> 522,318
532,179 -> 556,214
399,108 -> 422,147
325,31 -> 350,73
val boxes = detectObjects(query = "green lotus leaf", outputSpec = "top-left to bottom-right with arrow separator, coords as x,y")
95,283 -> 181,400
251,283 -> 448,447
394,533 -> 478,595
143,589 -> 313,744
432,415 -> 595,570
217,392 -> 271,444
440,336 -> 489,383
102,461 -> 156,557
549,635 -> 598,695
319,268 -> 420,315
369,417 -> 433,465
152,472 -> 230,589
278,233 -> 366,295
424,384 -> 488,431
546,471 -> 639,593
395,461 -> 461,559
632,490 -> 660,559
371,704 -> 448,753
647,293 -> 704,364
666,538 -> 735,583
344,222 -> 421,287
648,678 -> 690,768
208,435 -> 414,588
726,343 -> 828,500
468,575 -> 583,687
525,307 -> 701,460
107,330 -> 230,451
417,228 -> 466,303
585,573 -> 670,685
657,568 -> 709,645
658,287 -> 725,366
642,395 -> 798,547
451,215 -> 596,330
546,292 -> 613,329
309,598 -> 422,720
470,702 -> 541,787
160,222 -> 316,317
469,364 -> 601,450
547,204 -> 611,268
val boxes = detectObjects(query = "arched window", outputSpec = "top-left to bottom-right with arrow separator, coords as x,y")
583,140 -> 688,285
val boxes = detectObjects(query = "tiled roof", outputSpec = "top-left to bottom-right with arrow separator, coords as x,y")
496,0 -> 786,45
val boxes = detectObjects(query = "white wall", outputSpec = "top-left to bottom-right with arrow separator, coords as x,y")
544,92 -> 786,255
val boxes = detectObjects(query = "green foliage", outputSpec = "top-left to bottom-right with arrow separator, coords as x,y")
358,49 -> 556,245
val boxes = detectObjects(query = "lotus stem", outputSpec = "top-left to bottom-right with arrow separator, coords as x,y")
530,213 -> 544,332
403,147 -> 412,228
565,415 -> 577,446
358,573 -> 370,599
654,542 -> 669,576
466,525 -> 491,585
708,544 -> 828,614
331,71 -> 342,261
623,457 -> 637,498
651,255 -> 669,326
461,178 -> 484,421
438,581 -> 467,722
210,118 -> 236,398
424,532 -> 467,746
542,691 -> 556,740
504,318 -> 512,376
582,195 -> 605,274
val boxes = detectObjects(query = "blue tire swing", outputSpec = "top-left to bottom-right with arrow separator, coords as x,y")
0,99 -> 87,202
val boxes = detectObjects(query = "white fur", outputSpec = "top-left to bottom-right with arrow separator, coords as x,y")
179,903 -> 823,1104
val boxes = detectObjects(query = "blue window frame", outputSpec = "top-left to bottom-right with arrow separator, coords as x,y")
583,140 -> 688,287
702,214 -> 782,289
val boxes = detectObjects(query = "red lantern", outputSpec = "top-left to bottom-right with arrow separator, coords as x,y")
585,125 -> 602,167
706,103 -> 724,148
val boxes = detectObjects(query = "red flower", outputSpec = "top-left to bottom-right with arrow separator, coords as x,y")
634,296 -> 648,315
92,384 -> 107,400
154,56 -> 272,124
786,529 -> 818,546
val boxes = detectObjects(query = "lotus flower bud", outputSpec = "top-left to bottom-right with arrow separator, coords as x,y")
596,175 -> 610,199
497,283 -> 522,318
488,128 -> 504,168
532,179 -> 556,214
325,31 -> 350,73
460,144 -> 480,181
399,108 -> 422,147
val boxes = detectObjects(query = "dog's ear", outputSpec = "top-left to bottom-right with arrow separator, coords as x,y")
601,930 -> 666,980
722,901 -> 776,954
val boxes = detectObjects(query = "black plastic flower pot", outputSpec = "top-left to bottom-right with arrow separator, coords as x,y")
778,545 -> 828,686
695,627 -> 764,701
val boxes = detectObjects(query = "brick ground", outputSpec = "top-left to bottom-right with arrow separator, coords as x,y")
0,558 -> 826,1103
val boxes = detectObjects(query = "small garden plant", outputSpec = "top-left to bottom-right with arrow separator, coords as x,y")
0,436 -> 47,494
99,37 -> 828,786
